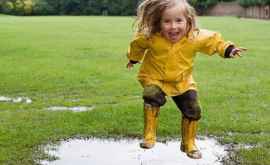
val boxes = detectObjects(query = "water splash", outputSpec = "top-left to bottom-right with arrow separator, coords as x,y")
40,137 -> 227,165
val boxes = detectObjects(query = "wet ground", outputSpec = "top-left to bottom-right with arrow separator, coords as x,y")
40,137 -> 227,165
47,106 -> 95,112
0,95 -> 95,112
0,96 -> 32,104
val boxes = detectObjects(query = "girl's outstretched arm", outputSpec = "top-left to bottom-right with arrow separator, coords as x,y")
196,29 -> 248,58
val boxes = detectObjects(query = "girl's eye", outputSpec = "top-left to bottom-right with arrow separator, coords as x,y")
176,18 -> 183,23
163,20 -> 170,23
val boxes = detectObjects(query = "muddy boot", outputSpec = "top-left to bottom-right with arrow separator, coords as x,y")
180,116 -> 202,159
140,104 -> 160,149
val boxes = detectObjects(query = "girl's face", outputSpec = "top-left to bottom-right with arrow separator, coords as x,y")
160,4 -> 187,43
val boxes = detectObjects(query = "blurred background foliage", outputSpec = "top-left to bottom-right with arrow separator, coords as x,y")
1,0 -> 269,16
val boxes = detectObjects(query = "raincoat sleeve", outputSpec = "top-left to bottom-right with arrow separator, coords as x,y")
127,34 -> 149,62
197,29 -> 234,57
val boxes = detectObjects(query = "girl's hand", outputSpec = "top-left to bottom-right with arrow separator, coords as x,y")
230,47 -> 247,58
126,62 -> 134,70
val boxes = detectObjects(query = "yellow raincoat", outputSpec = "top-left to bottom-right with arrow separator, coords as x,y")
128,29 -> 233,96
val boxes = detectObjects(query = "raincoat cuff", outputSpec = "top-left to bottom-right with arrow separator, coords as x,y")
224,45 -> 235,58
130,60 -> 139,64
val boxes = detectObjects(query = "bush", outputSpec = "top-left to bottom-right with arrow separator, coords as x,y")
0,0 -> 33,15
0,2 -> 2,12
32,0 -> 56,15
23,0 -> 33,15
239,0 -> 270,7
3,0 -> 270,16
188,0 -> 219,15
14,0 -> 25,15
1,1 -> 15,14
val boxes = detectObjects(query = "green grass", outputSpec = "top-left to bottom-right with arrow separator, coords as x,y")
0,15 -> 269,164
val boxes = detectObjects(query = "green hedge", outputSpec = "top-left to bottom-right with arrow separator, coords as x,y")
1,0 -> 270,16
239,0 -> 270,7
0,0 -> 140,15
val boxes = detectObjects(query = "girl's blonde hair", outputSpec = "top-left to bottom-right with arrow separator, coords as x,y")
135,0 -> 197,37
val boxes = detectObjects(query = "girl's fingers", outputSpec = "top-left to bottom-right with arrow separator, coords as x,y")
239,47 -> 248,51
231,52 -> 240,57
231,49 -> 239,57
231,47 -> 247,57
126,63 -> 134,70
235,52 -> 242,57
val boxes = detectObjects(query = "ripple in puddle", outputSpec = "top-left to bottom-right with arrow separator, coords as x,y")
47,106 -> 95,112
40,137 -> 227,165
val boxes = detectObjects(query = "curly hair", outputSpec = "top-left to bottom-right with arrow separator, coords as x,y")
134,0 -> 197,38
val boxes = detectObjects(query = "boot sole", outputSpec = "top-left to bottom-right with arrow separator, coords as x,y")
140,143 -> 154,149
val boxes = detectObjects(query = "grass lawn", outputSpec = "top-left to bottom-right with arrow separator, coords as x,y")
0,15 -> 269,165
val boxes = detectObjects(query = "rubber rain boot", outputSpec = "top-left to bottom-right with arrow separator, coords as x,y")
140,104 -> 160,149
180,116 -> 202,159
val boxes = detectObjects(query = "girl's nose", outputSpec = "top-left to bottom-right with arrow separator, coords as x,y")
171,22 -> 177,29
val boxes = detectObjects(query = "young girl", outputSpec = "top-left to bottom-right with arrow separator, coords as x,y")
127,0 -> 246,159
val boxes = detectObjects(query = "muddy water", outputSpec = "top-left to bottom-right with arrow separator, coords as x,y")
40,137 -> 227,165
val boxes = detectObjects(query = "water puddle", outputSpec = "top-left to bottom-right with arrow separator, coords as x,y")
40,137 -> 227,165
47,106 -> 95,112
0,96 -> 32,104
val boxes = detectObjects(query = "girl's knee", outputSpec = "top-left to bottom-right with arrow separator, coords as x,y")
172,90 -> 201,120
143,85 -> 166,107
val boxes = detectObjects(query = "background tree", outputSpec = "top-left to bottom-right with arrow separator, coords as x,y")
32,0 -> 54,15
3,0 -> 269,16
59,0 -> 81,15
239,0 -> 270,7
188,0 -> 219,15
82,0 -> 102,15
14,0 -> 24,15
23,0 -> 33,15
1,0 -> 15,14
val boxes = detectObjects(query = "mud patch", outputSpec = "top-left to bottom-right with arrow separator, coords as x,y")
222,143 -> 256,165
47,106 -> 95,112
40,137 -> 227,165
0,96 -> 32,104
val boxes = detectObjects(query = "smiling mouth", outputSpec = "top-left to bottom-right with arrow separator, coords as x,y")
168,32 -> 180,39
